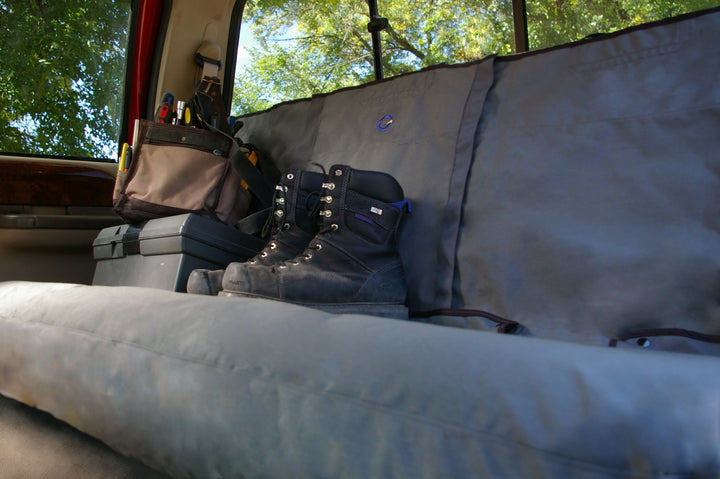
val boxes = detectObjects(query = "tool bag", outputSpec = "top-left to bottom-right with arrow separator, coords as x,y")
112,120 -> 277,226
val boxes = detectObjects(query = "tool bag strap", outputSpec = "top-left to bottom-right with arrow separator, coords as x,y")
230,146 -> 275,208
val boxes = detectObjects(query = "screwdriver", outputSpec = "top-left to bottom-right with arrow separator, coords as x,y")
155,92 -> 175,123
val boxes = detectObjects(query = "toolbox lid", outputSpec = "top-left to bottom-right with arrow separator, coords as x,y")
138,213 -> 265,258
93,214 -> 266,264
92,223 -> 141,259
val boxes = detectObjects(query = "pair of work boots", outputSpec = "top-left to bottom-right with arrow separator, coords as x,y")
187,164 -> 410,319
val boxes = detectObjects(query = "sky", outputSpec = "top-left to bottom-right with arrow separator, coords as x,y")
236,22 -> 253,70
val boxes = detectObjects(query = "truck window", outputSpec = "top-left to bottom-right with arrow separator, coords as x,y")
232,0 -> 514,115
528,0 -> 720,49
235,0 -> 719,116
0,0 -> 132,160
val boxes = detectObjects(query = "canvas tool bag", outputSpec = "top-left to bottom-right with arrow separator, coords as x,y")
113,120 -> 274,226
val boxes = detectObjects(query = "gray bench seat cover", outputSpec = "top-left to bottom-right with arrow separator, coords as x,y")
237,8 -> 720,356
453,9 -> 720,353
1,280 -> 720,478
237,58 -> 495,312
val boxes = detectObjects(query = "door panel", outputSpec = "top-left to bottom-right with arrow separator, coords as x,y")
0,158 -> 120,284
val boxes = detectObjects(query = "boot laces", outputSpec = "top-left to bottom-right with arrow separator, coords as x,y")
302,241 -> 324,260
305,190 -> 324,219
295,226 -> 335,264
261,183 -> 289,238
274,173 -> 338,268
279,235 -> 331,268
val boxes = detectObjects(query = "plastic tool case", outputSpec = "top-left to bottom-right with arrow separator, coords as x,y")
92,213 -> 264,292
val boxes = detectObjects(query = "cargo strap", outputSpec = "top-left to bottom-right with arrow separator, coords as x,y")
410,309 -> 523,334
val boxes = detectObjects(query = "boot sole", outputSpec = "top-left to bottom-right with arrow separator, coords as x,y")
218,291 -> 408,319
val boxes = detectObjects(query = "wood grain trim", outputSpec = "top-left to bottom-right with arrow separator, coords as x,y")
0,160 -> 115,207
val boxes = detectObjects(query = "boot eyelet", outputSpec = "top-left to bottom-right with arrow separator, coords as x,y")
282,223 -> 291,230
249,259 -> 257,264
322,195 -> 333,203
269,242 -> 277,249
286,173 -> 294,180
304,253 -> 312,260
330,224 -> 339,231
288,260 -> 299,266
276,198 -> 285,205
278,264 -> 287,269
314,243 -> 322,250
322,182 -> 335,190
275,210 -> 284,217
260,251 -> 268,258
334,169 -> 343,176
321,210 -> 332,218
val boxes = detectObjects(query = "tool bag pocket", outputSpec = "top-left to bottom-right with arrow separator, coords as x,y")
113,120 -> 252,226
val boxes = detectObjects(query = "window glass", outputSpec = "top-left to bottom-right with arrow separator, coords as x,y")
232,0 -> 512,115
233,0 -> 374,115
527,0 -> 720,50
377,0 -> 513,77
0,0 -> 132,159
233,0 -> 718,115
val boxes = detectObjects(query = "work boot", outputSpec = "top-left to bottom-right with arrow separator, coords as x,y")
220,164 -> 410,319
186,168 -> 324,295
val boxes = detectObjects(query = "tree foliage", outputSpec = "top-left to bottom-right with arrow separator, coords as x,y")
528,0 -> 720,48
233,0 -> 719,115
233,0 -> 515,114
0,0 -> 716,156
0,0 -> 131,158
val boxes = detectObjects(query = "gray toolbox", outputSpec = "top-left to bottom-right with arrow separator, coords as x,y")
92,213 -> 265,292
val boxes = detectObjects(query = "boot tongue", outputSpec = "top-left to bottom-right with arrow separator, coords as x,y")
348,169 -> 404,203
300,170 -> 324,191
295,171 -> 325,234
295,190 -> 323,234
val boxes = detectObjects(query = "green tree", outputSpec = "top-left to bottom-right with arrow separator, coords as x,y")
233,0 -> 719,115
233,0 -> 514,114
528,0 -> 720,48
0,0 -> 131,159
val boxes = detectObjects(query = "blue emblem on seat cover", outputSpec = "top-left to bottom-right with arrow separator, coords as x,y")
377,114 -> 393,131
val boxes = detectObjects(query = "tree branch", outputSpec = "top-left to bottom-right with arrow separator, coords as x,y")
350,28 -> 375,68
385,24 -> 426,61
